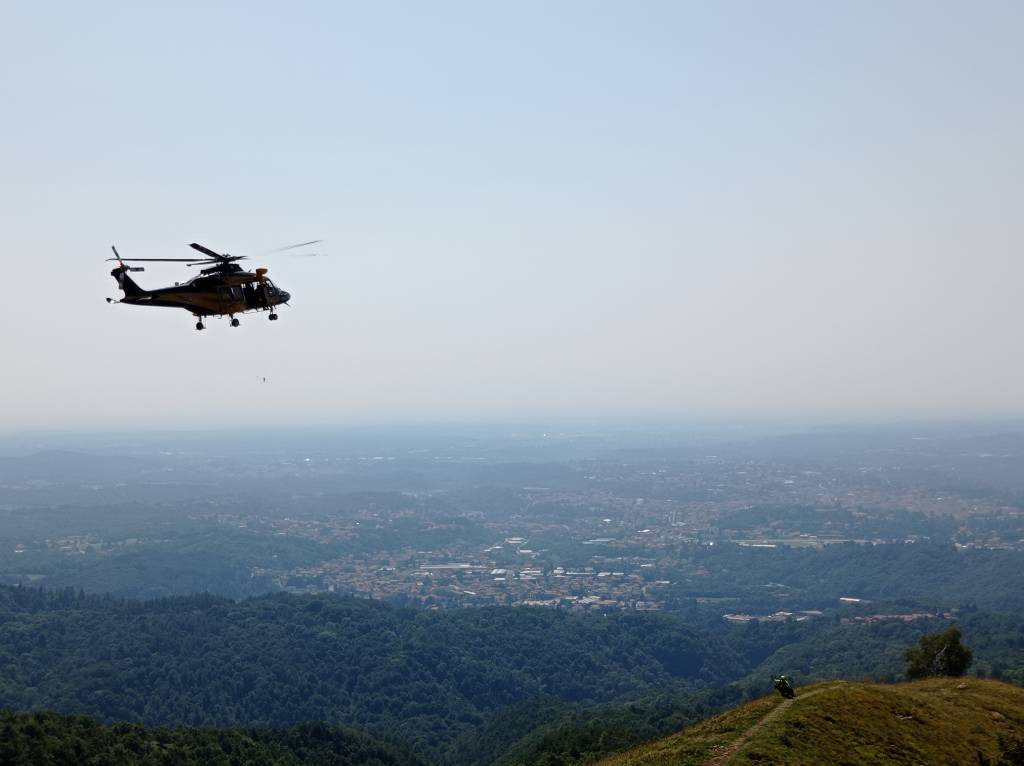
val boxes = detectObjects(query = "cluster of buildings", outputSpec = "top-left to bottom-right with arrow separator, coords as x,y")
272,537 -> 674,611
190,452 -> 1024,613
841,610 -> 954,625
722,610 -> 824,623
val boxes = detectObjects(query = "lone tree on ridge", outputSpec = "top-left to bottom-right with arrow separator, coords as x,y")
904,626 -> 973,679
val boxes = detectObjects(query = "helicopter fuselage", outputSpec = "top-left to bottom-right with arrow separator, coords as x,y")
111,266 -> 290,317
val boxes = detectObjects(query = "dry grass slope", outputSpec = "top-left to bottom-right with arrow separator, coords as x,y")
595,679 -> 1024,766
594,694 -> 784,766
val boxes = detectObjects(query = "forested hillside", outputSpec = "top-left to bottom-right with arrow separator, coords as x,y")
0,586 -> 741,760
0,711 -> 426,766
2,585 -> 1023,763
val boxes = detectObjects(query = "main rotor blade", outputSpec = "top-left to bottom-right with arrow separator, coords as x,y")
187,256 -> 247,267
105,257 -> 202,262
189,243 -> 225,259
266,239 -> 323,253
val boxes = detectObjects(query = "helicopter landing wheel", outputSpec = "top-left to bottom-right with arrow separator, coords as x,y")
268,313 -> 278,321
230,317 -> 240,327
195,321 -> 204,331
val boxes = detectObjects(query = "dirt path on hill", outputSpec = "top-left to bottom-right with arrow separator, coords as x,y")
702,686 -> 832,766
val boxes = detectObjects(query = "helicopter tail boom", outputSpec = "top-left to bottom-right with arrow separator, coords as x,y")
111,264 -> 146,298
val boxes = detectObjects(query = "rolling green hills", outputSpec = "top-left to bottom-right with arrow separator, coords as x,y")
3,586 -> 1024,764
595,679 -> 1024,766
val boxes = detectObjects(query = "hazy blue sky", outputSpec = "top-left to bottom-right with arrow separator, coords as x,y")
1,1 -> 1021,431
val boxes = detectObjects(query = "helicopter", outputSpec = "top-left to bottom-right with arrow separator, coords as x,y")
106,241 -> 319,330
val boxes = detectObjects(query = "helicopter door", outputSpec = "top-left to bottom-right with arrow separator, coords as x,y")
217,286 -> 244,312
243,283 -> 259,309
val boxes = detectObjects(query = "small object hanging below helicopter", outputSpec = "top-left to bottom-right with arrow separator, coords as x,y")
105,241 -> 320,330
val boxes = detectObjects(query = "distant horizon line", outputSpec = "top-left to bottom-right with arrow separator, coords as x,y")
3,413 -> 1024,442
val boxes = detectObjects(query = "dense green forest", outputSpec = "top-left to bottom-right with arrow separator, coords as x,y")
1,585 -> 1023,763
0,586 -> 742,760
0,711 -> 425,766
446,685 -> 745,766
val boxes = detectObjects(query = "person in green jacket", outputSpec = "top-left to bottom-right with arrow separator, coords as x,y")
773,675 -> 795,698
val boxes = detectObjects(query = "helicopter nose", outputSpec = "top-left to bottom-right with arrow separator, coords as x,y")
281,291 -> 291,302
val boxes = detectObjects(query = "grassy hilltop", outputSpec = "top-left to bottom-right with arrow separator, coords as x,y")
596,678 -> 1024,766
